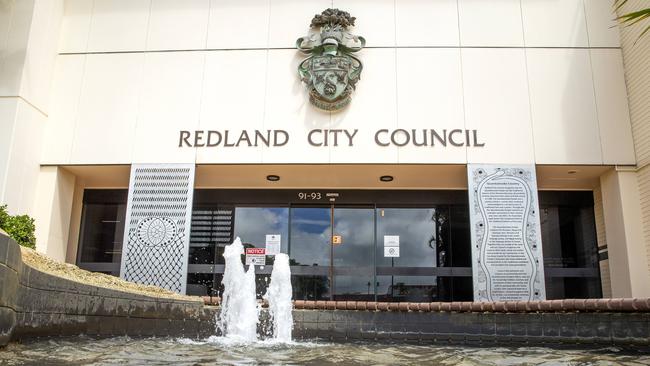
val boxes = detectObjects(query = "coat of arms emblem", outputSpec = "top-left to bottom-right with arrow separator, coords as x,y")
296,9 -> 365,111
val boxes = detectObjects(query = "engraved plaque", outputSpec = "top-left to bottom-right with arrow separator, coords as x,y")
468,164 -> 546,302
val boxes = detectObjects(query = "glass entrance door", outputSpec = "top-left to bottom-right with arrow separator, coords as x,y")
289,205 -> 375,301
332,207 -> 375,301
289,207 -> 331,300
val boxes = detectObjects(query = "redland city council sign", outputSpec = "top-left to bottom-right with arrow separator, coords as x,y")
178,129 -> 485,149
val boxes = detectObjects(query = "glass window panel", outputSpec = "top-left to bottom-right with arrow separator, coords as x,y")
187,273 -> 224,298
449,205 -> 471,267
376,208 -> 438,268
188,246 -> 215,265
539,191 -> 602,299
291,275 -> 330,301
333,208 -> 374,300
376,275 -> 437,302
234,207 -> 289,266
289,207 -> 331,267
186,273 -> 212,296
333,275 -> 374,301
79,202 -> 126,264
332,208 -> 374,267
451,277 -> 473,301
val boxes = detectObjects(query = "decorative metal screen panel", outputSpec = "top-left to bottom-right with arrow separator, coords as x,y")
120,164 -> 195,294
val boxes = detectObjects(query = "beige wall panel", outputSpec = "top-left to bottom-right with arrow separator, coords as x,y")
396,48 -> 465,163
65,177 -> 84,264
395,0 -> 458,47
19,0 -> 63,113
2,100 -> 45,215
206,0 -> 270,49
333,0 -> 394,47
0,0 -> 14,56
33,166 -> 75,261
268,0 -> 330,48
463,48 -> 534,164
591,49 -> 636,165
33,166 -> 57,254
41,54 -> 85,165
601,170 -> 650,298
521,0 -> 588,47
458,0 -> 523,47
600,170 -> 632,297
87,0 -> 150,52
584,0 -> 621,47
527,49 -> 602,164
0,98 -> 18,206
0,0 -> 34,97
262,49 -> 330,163
196,50 -> 267,164
58,0 -> 92,53
194,164 -> 469,189
330,48 -> 397,164
147,0 -> 209,51
71,53 -> 143,164
132,51 -> 203,164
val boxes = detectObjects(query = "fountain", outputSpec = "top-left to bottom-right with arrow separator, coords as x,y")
217,237 -> 293,342
218,237 -> 259,341
264,253 -> 293,342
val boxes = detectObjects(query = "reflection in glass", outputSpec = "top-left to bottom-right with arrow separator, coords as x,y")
376,208 -> 440,301
333,208 -> 374,301
289,208 -> 331,299
234,207 -> 289,266
376,208 -> 438,268
376,276 -> 436,302
291,275 -> 330,301
289,208 -> 331,267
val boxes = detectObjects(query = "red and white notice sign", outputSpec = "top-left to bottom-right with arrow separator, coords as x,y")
245,247 -> 266,266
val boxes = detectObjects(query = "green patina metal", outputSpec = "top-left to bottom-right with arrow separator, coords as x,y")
296,9 -> 365,111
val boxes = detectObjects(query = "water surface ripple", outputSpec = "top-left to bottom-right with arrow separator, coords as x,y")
1,336 -> 650,366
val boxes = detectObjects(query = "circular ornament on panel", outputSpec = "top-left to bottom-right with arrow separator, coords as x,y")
136,217 -> 177,247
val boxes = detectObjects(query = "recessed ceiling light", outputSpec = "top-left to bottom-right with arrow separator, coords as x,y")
380,175 -> 394,182
266,175 -> 280,182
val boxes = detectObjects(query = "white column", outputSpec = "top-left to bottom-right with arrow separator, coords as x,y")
32,166 -> 75,261
600,168 -> 650,298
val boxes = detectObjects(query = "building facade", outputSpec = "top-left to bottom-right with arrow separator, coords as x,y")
0,0 -> 648,300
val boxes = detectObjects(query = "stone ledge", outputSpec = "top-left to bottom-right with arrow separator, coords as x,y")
0,230 -> 214,346
201,298 -> 650,313
291,309 -> 650,345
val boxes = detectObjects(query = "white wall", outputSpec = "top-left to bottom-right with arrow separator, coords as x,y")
38,0 -> 635,166
0,0 -> 62,215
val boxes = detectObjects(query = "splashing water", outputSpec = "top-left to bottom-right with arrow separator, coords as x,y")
264,253 -> 293,342
218,237 -> 259,341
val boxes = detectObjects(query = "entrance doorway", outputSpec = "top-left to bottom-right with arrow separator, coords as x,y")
187,189 -> 475,302
289,206 -> 375,301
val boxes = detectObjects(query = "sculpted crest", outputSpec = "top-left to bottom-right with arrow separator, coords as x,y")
296,9 -> 365,111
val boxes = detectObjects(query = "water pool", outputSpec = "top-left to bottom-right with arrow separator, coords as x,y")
1,337 -> 649,365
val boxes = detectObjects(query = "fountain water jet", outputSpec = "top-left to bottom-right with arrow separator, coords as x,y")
264,253 -> 293,342
218,237 -> 259,341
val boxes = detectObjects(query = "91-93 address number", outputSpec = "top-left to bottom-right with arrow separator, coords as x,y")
297,192 -> 322,200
